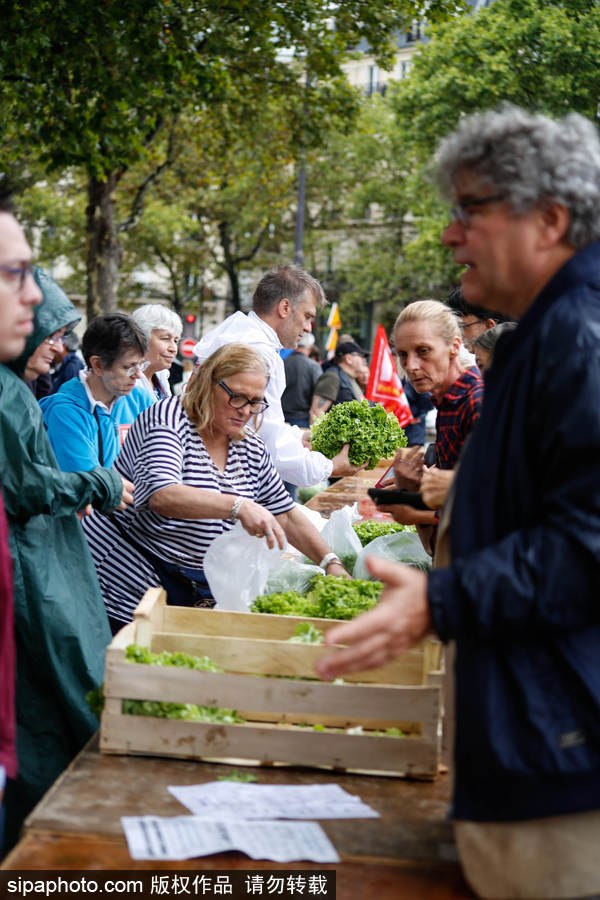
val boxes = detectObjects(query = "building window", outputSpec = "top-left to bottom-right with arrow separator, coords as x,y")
368,65 -> 379,95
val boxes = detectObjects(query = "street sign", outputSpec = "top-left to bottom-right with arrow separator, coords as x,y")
180,338 -> 196,359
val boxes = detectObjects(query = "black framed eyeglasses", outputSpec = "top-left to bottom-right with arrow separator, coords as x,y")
218,380 -> 268,414
0,262 -> 34,290
450,194 -> 506,228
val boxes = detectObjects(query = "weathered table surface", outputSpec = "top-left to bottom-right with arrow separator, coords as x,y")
2,736 -> 474,898
2,470 -> 474,897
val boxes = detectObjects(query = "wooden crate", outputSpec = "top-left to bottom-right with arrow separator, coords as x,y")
100,588 -> 443,779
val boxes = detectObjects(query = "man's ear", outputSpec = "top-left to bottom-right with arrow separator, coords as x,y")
277,297 -> 292,319
538,202 -> 571,248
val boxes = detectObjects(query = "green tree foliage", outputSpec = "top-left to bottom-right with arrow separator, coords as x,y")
303,0 -> 600,337
0,0 -> 463,317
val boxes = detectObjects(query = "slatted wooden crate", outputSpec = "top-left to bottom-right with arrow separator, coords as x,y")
100,588 -> 443,779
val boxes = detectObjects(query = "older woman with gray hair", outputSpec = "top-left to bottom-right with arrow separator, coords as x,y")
131,303 -> 183,400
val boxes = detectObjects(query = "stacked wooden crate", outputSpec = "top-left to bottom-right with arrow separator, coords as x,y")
100,588 -> 444,779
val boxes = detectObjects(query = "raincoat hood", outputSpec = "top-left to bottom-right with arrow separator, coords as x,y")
9,267 -> 81,378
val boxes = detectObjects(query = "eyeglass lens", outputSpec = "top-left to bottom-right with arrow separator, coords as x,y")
218,381 -> 266,412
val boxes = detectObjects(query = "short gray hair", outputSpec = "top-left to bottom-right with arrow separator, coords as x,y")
472,321 -> 517,354
252,265 -> 326,315
132,304 -> 183,340
436,106 -> 600,249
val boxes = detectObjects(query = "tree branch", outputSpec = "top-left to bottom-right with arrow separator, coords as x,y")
117,118 -> 177,234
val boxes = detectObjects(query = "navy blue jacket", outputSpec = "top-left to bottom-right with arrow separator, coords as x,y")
428,242 -> 600,822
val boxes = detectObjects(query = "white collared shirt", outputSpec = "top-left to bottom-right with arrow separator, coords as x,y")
79,369 -> 116,413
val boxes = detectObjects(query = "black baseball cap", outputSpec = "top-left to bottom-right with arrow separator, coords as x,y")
336,341 -> 367,358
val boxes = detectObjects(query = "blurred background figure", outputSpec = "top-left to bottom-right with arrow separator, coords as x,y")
21,268 -> 81,400
51,330 -> 84,393
131,304 -> 183,400
308,344 -> 322,364
281,332 -> 322,428
472,321 -> 517,373
445,286 -> 513,350
401,376 -> 434,448
310,340 -> 367,421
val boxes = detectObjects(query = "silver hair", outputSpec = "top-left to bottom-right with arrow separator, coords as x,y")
472,321 -> 517,354
435,106 -> 600,249
131,304 -> 183,340
297,333 -> 315,349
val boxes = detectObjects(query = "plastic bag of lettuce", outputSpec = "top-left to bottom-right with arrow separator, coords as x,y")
353,531 -> 431,580
251,574 -> 382,620
310,400 -> 407,469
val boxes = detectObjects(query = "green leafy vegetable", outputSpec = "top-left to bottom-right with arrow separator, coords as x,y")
288,622 -> 324,644
353,521 -> 412,547
122,700 -> 244,723
251,574 -> 382,620
86,685 -> 105,718
121,644 -> 238,722
125,644 -> 223,672
310,400 -> 407,469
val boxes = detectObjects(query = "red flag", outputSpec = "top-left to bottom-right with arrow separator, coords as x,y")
365,325 -> 413,428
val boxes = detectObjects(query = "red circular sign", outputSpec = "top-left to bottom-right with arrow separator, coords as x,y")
179,338 -> 196,359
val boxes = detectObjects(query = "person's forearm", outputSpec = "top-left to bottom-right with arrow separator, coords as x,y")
278,508 -> 340,568
149,483 -> 237,520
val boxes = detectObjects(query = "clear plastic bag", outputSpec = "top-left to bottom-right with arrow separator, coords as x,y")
318,504 -> 363,572
263,558 -> 323,595
203,521 -> 284,611
353,530 -> 432,580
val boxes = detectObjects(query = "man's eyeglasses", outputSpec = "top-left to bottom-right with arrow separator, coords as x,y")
218,380 -> 268,414
461,318 -> 485,332
44,331 -> 66,348
124,360 -> 151,378
0,262 -> 34,290
450,194 -> 506,228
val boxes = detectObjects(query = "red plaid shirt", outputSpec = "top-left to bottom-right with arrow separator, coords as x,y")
431,366 -> 484,470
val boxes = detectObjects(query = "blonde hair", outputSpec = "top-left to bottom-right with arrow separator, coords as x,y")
394,299 -> 461,345
183,344 -> 269,438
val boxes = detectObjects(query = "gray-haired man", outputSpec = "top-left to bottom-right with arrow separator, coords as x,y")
318,107 -> 600,899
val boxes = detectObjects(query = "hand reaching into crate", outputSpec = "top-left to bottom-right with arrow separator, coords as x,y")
316,556 -> 431,679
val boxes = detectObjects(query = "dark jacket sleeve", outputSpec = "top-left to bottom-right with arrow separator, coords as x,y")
428,328 -> 600,641
0,493 -> 16,779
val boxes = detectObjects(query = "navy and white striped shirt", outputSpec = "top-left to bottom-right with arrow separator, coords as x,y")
82,396 -> 294,623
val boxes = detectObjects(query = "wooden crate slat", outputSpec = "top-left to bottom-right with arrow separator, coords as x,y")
104,659 -> 439,736
147,631 -> 426,685
100,713 -> 438,778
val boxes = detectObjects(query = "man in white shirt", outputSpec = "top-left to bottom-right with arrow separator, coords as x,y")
194,265 -> 362,487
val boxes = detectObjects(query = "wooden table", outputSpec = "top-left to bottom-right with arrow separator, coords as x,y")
2,736 -> 474,898
2,472 -> 474,898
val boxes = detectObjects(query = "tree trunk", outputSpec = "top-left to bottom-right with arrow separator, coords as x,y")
86,173 -> 123,320
218,220 -> 242,312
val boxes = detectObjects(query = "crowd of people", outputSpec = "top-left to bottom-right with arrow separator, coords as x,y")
0,104 -> 599,899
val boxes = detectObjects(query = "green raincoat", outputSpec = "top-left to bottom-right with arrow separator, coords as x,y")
0,270 -> 123,850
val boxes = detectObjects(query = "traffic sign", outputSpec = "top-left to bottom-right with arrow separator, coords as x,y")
180,338 -> 196,359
